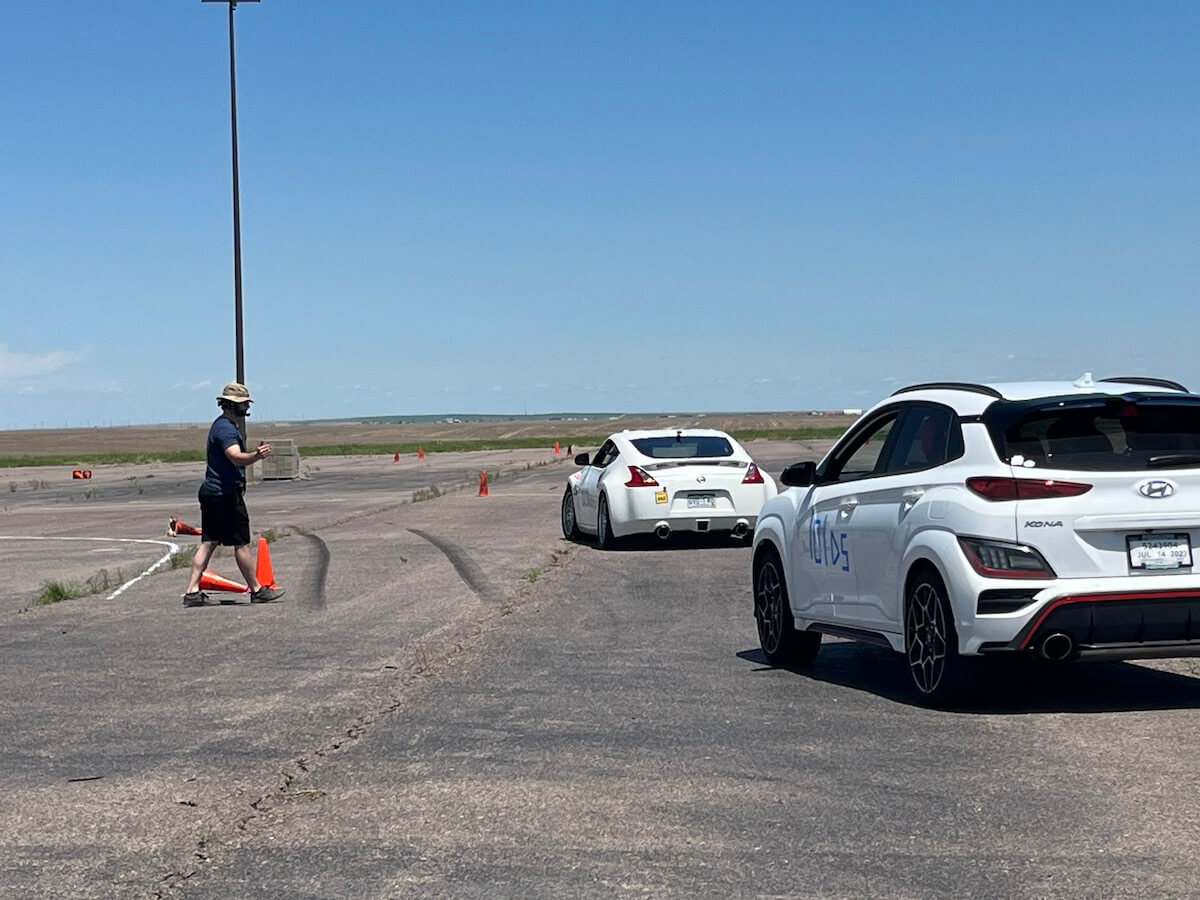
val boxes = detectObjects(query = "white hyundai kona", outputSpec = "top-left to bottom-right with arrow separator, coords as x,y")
563,428 -> 777,547
752,374 -> 1200,705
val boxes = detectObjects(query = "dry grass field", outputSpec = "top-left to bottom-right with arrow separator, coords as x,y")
0,413 -> 857,459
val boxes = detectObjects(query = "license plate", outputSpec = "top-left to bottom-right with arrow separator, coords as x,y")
1127,533 -> 1193,570
687,493 -> 716,509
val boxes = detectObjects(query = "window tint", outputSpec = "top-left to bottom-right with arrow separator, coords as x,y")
989,398 -> 1200,471
826,413 -> 898,481
887,404 -> 960,473
593,441 -> 619,468
630,436 -> 734,459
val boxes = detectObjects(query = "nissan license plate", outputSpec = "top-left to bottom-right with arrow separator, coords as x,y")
1127,533 -> 1192,570
687,493 -> 716,509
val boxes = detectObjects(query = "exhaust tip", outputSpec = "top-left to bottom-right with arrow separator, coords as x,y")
1039,632 -> 1074,662
732,519 -> 750,538
654,522 -> 671,540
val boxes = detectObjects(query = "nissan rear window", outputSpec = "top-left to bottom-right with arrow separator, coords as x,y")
631,436 -> 735,459
983,395 -> 1200,471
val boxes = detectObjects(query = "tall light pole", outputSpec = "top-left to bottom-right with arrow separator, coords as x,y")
203,0 -> 259,385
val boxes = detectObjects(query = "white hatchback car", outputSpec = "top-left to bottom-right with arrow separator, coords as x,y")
563,428 -> 777,547
752,374 -> 1200,705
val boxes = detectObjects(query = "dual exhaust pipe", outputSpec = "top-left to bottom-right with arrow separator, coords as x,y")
652,518 -> 751,540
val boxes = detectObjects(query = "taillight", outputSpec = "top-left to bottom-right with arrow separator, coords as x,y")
966,477 -> 1092,501
625,466 -> 659,487
958,537 -> 1057,579
742,462 -> 765,484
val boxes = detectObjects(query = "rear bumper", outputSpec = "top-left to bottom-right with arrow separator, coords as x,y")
978,589 -> 1200,659
616,514 -> 757,537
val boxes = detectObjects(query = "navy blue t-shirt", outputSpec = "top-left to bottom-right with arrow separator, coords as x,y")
203,415 -> 246,494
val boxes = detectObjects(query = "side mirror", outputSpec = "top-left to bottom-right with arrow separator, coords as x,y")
780,461 -> 816,487
573,452 -> 590,466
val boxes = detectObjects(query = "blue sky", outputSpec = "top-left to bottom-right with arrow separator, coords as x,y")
2,2 -> 1197,428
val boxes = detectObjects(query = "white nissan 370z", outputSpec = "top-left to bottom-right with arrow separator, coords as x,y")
751,374 -> 1200,705
563,428 -> 777,547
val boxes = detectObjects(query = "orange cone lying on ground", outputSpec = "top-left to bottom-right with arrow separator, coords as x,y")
169,517 -> 202,537
478,470 -> 489,497
199,570 -> 249,593
255,536 -> 277,590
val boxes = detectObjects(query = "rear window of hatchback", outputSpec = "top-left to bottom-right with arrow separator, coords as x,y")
985,395 -> 1200,471
631,436 -> 735,459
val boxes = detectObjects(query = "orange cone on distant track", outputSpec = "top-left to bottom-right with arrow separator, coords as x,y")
255,536 -> 277,590
72,470 -> 84,479
417,446 -> 425,460
169,517 -> 202,537
478,470 -> 489,497
198,570 -> 249,593
554,441 -> 560,456
394,451 -> 400,463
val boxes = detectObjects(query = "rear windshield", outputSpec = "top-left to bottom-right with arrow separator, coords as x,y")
631,436 -> 735,459
984,396 -> 1200,471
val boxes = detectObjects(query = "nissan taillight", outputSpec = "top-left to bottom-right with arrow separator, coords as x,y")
742,462 -> 765,484
625,466 -> 660,487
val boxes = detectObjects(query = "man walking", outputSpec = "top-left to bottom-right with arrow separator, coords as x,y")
181,381 -> 286,607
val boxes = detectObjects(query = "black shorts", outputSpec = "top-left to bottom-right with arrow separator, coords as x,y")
198,484 -> 251,547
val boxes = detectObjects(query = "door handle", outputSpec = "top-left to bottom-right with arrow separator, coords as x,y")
838,498 -> 859,516
901,489 -> 924,507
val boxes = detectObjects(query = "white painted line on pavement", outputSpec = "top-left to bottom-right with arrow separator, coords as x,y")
0,536 -> 180,599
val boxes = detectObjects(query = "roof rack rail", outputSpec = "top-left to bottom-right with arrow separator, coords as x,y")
891,382 -> 1003,399
1098,376 -> 1189,393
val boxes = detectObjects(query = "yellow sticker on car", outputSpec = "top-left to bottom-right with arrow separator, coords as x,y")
655,490 -> 668,504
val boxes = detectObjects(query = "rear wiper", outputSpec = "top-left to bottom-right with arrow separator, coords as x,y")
1148,454 -> 1200,468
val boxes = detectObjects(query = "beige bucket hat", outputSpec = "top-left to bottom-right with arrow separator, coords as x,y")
218,382 -> 253,404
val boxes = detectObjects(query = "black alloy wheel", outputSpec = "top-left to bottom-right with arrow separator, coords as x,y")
905,570 -> 963,706
753,548 -> 820,665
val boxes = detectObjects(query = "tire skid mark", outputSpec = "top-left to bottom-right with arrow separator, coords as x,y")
407,527 -> 502,603
289,526 -> 330,611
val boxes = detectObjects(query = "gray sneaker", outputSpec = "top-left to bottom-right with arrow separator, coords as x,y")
182,591 -> 213,608
251,585 -> 285,604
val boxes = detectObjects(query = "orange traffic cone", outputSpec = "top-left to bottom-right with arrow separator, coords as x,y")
169,517 -> 202,537
72,470 -> 84,479
554,441 -> 561,456
478,470 -> 489,497
255,536 -> 277,590
417,446 -> 425,460
198,569 -> 249,593
394,451 -> 400,463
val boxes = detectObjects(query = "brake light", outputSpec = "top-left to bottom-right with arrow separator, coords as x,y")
966,477 -> 1092,501
742,462 -> 765,484
958,537 -> 1056,579
625,466 -> 659,487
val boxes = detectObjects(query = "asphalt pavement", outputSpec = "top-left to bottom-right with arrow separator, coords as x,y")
1,443 -> 1199,898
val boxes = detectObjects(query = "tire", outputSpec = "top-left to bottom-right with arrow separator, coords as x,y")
753,547 -> 820,665
596,494 -> 618,550
905,569 -> 964,707
561,487 -> 581,541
